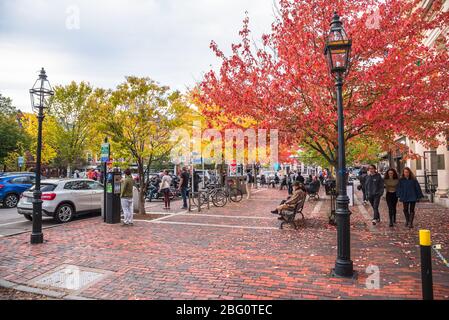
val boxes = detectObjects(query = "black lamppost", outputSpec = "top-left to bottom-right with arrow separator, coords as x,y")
29,68 -> 54,244
324,13 -> 354,278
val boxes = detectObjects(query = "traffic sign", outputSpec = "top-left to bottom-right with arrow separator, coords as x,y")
18,157 -> 24,167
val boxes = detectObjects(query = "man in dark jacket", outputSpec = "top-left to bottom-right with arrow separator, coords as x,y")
365,165 -> 384,225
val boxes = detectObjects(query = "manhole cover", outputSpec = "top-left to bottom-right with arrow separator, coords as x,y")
30,265 -> 112,292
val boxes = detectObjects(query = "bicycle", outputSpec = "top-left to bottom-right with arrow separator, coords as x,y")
192,184 -> 228,208
224,180 -> 243,203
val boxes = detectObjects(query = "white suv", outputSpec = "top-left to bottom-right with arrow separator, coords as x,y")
17,179 -> 104,223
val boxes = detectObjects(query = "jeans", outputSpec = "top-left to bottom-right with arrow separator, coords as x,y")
386,192 -> 398,223
121,198 -> 133,224
403,202 -> 416,222
368,195 -> 381,220
181,187 -> 189,208
162,188 -> 170,209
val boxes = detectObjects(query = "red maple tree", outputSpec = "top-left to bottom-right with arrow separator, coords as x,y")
199,0 -> 449,168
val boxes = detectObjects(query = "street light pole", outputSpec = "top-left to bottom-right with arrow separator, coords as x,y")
29,68 -> 54,245
324,12 -> 354,278
333,72 -> 353,277
30,99 -> 45,244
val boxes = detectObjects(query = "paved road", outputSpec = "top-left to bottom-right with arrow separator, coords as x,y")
0,197 -> 179,238
0,205 -> 99,238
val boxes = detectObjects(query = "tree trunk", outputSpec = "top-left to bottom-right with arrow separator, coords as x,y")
67,164 -> 71,178
137,160 -> 146,215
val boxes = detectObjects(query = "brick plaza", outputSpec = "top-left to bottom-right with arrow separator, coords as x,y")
0,187 -> 448,300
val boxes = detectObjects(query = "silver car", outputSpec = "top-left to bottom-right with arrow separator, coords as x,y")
17,179 -> 104,223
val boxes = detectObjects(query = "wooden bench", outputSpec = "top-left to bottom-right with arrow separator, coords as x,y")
279,201 -> 305,230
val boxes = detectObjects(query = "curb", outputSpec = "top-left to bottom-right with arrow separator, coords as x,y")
0,278 -> 96,300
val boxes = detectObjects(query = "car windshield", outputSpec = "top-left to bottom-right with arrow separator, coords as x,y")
28,184 -> 57,192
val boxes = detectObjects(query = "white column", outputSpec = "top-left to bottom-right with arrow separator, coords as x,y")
437,143 -> 449,198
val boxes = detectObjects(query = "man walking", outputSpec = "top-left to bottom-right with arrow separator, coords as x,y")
121,169 -> 134,226
365,165 -> 384,225
178,167 -> 190,209
245,169 -> 254,200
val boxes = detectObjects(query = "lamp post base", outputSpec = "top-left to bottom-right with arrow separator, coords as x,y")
30,233 -> 44,244
332,259 -> 355,278
331,267 -> 357,280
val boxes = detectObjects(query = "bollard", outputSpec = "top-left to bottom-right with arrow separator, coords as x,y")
419,230 -> 434,300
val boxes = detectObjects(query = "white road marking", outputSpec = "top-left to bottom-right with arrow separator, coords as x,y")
151,220 -> 279,230
144,210 -> 188,222
0,220 -> 30,227
172,213 -> 273,220
142,212 -> 174,215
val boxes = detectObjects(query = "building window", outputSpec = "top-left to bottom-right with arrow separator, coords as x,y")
437,155 -> 445,170
416,158 -> 422,171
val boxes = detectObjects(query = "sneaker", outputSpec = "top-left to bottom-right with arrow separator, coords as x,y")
372,219 -> 377,226
271,210 -> 279,215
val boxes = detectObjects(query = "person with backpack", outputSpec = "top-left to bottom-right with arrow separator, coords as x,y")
365,164 -> 384,225
396,167 -> 424,229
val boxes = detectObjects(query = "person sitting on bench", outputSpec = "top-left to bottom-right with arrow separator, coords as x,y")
271,182 -> 306,215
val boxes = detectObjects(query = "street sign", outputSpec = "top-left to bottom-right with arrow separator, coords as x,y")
18,157 -> 24,167
101,143 -> 110,163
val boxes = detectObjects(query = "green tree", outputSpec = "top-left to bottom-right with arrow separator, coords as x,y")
49,81 -> 95,175
94,77 -> 190,214
0,94 -> 30,171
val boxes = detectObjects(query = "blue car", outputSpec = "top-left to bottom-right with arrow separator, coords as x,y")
0,174 -> 38,208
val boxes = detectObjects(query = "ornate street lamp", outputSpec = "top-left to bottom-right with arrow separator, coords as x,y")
324,13 -> 354,278
29,68 -> 54,244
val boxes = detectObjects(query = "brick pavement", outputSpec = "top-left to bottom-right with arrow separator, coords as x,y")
0,187 -> 448,300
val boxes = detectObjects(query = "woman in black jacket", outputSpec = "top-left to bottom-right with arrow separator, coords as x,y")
396,168 -> 424,229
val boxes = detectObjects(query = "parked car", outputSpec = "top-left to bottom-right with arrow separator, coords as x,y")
0,173 -> 40,208
17,179 -> 103,223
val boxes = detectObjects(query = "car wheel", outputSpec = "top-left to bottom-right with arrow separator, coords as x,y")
54,204 -> 74,224
4,194 -> 19,208
24,214 -> 33,221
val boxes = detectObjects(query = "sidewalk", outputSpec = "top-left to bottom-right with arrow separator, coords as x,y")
0,187 -> 448,300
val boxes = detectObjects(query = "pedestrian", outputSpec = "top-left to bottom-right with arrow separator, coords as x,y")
384,168 -> 399,227
287,172 -> 294,195
193,170 -> 201,193
274,173 -> 280,187
73,170 -> 80,179
245,169 -> 254,200
396,167 -> 424,229
365,164 -> 384,225
120,169 -> 134,226
358,168 -> 368,205
178,167 -> 190,209
159,170 -> 172,210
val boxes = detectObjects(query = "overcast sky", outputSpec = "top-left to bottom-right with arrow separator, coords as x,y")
0,0 -> 277,111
